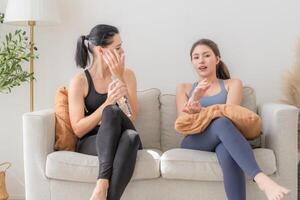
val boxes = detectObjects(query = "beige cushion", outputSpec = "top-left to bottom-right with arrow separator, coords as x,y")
160,87 -> 261,151
160,148 -> 276,181
160,94 -> 184,152
134,89 -> 161,149
46,149 -> 161,183
241,86 -> 257,113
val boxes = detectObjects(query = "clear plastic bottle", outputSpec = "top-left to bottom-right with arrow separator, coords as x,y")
111,76 -> 132,117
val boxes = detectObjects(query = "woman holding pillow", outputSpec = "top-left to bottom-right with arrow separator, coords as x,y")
176,39 -> 289,200
69,24 -> 142,200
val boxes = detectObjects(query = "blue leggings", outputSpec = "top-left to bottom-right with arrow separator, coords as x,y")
181,117 -> 261,200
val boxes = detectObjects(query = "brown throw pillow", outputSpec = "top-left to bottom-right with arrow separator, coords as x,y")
175,104 -> 261,140
54,86 -> 78,151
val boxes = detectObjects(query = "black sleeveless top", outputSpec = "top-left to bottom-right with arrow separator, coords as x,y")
81,70 -> 108,140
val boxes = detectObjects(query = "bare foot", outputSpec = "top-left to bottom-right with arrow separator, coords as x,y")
254,173 -> 290,200
89,179 -> 109,200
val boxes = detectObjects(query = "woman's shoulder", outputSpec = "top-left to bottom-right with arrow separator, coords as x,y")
223,78 -> 243,91
176,83 -> 193,94
69,71 -> 88,94
70,72 -> 86,86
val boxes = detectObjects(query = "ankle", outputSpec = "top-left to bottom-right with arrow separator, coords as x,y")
254,172 -> 269,190
96,179 -> 109,190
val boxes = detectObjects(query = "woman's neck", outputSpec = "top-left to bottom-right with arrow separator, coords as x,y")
90,60 -> 111,79
199,75 -> 218,84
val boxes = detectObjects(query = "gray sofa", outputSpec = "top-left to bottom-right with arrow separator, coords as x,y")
22,87 -> 298,200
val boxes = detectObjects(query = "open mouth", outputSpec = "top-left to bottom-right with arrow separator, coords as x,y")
198,66 -> 207,71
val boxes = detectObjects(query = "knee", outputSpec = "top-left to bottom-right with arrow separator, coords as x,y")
212,117 -> 232,128
123,130 -> 141,149
102,104 -> 121,119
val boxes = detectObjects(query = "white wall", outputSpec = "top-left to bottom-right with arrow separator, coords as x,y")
0,0 -> 300,198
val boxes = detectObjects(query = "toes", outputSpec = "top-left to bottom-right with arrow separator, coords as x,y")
278,192 -> 284,199
283,188 -> 290,194
275,194 -> 281,200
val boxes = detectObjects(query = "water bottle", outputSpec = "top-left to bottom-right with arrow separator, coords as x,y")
111,75 -> 132,117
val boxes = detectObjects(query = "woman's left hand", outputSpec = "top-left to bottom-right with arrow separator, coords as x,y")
182,100 -> 202,114
103,49 -> 125,81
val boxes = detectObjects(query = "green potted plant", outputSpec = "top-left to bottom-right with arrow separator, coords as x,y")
0,13 -> 37,93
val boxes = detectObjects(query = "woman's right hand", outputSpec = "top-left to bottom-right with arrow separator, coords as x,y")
105,79 -> 128,105
190,79 -> 211,102
181,79 -> 210,114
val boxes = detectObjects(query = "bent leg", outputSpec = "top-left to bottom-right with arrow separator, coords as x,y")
209,117 -> 261,178
96,105 -> 136,179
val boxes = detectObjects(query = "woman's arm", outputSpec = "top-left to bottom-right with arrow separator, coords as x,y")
176,83 -> 191,117
68,74 -> 110,138
225,79 -> 243,105
103,50 -> 138,121
123,68 -> 138,121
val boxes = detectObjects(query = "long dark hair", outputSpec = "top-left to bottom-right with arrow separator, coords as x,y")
75,24 -> 119,68
190,39 -> 230,79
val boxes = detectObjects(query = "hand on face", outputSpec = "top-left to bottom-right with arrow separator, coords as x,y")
106,79 -> 128,105
102,49 -> 125,80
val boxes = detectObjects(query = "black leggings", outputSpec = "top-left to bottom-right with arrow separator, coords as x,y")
76,105 -> 143,200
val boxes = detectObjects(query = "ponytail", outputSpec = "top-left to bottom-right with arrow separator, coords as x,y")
75,35 -> 90,69
216,60 -> 230,79
74,25 -> 119,69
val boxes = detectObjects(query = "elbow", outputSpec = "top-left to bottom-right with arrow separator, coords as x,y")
72,125 -> 84,139
130,112 -> 137,122
131,116 -> 137,122
130,104 -> 138,122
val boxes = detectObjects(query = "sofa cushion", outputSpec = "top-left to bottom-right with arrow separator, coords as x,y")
134,88 -> 161,149
54,86 -> 78,151
160,148 -> 276,181
160,86 -> 261,151
46,149 -> 161,183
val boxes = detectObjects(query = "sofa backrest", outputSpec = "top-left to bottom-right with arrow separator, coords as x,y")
134,87 -> 257,151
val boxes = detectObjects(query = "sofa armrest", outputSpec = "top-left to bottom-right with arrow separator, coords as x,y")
22,109 -> 55,200
259,103 -> 298,198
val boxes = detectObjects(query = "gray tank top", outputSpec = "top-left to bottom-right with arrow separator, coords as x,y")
188,79 -> 228,107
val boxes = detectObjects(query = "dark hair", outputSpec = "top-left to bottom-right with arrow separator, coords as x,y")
75,24 -> 119,68
190,39 -> 230,80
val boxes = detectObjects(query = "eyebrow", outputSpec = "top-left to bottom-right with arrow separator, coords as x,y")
192,51 -> 210,56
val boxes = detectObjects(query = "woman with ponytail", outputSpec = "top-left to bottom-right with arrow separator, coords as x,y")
69,24 -> 142,200
176,39 -> 290,200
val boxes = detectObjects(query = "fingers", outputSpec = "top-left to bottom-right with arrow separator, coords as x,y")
103,51 -> 116,74
196,80 -> 210,90
108,80 -> 128,103
193,80 -> 211,100
102,49 -> 125,79
120,52 -> 125,67
113,49 -> 121,63
182,101 -> 201,114
108,79 -> 118,90
106,50 -> 118,66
